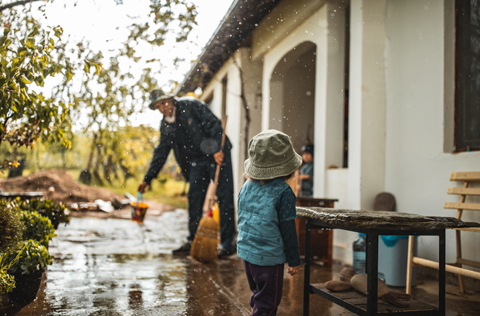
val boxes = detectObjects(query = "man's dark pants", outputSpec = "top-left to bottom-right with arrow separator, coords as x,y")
243,260 -> 284,316
187,149 -> 235,249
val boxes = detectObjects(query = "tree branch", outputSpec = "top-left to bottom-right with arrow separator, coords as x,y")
0,0 -> 43,12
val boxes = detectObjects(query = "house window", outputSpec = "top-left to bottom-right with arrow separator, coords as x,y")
455,0 -> 480,151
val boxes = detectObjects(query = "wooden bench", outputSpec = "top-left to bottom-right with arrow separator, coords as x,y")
406,171 -> 480,294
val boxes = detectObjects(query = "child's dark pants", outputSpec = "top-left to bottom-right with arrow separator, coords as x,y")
243,260 -> 284,316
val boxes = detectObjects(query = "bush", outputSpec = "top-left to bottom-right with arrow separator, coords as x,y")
0,199 -> 24,254
0,267 -> 15,294
15,198 -> 71,229
0,240 -> 53,275
20,211 -> 56,247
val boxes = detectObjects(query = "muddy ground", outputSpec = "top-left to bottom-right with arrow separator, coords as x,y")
0,169 -> 123,203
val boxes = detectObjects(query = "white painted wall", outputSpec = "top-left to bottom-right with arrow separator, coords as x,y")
269,42 -> 316,152
200,49 -> 265,222
200,0 -> 480,269
233,48 -> 264,191
347,0 -> 387,211
263,2 -> 346,196
262,2 -> 351,263
384,0 -> 480,267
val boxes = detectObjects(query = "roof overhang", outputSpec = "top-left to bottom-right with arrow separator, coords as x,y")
175,0 -> 279,95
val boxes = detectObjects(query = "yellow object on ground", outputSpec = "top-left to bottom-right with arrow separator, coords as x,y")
130,199 -> 149,223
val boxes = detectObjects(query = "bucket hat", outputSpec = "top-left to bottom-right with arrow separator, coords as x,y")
244,129 -> 302,180
148,89 -> 175,110
301,144 -> 314,156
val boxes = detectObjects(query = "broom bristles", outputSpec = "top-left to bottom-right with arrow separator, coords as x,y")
190,216 -> 219,263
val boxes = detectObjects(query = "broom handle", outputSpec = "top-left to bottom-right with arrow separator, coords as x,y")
211,115 -> 228,200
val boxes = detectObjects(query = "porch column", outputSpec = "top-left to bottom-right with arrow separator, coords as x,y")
348,0 -> 387,209
313,3 -> 346,197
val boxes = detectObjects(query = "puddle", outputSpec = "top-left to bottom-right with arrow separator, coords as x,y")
2,209 -> 476,315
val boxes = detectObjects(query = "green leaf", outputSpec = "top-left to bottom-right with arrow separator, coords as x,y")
66,68 -> 73,83
35,76 -> 44,87
25,38 -> 35,48
20,75 -> 32,84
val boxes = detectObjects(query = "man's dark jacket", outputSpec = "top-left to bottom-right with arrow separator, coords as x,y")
143,96 -> 232,184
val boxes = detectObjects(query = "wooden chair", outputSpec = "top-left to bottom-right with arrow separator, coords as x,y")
406,171 -> 480,294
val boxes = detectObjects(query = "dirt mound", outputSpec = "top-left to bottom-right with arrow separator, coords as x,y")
0,169 -> 123,203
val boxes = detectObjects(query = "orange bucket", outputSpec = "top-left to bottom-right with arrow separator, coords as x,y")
131,193 -> 149,223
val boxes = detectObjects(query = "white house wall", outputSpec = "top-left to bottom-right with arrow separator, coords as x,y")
262,2 -> 350,263
384,0 -> 480,267
200,48 -> 264,218
263,2 -> 346,192
198,0 -> 480,268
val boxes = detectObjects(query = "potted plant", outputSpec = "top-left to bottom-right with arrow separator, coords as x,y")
15,198 -> 71,229
0,240 -> 53,303
0,199 -> 24,301
20,210 -> 57,248
0,199 -> 24,253
0,267 -> 15,296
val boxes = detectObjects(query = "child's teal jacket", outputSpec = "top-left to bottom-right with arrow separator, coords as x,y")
237,178 -> 297,266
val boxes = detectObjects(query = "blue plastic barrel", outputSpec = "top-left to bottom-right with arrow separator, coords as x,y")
378,235 -> 418,287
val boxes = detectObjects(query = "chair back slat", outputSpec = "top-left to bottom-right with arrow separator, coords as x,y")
447,187 -> 480,196
450,172 -> 480,181
444,202 -> 480,211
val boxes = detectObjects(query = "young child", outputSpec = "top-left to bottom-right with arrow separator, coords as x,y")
237,129 -> 302,316
299,144 -> 314,197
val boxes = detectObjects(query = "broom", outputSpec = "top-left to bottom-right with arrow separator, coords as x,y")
190,116 -> 228,263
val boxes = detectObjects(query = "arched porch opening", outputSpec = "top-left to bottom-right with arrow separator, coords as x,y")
269,41 -> 317,153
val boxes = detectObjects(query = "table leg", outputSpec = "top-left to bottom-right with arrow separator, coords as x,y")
439,230 -> 446,316
366,232 -> 379,316
303,219 -> 312,316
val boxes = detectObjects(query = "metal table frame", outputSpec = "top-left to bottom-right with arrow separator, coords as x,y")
303,219 -> 446,316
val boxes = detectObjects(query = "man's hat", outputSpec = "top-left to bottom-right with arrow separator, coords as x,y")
148,89 -> 175,110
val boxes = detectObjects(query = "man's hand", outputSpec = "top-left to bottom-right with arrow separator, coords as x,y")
137,182 -> 148,193
214,151 -> 224,165
288,265 -> 300,276
299,174 -> 310,180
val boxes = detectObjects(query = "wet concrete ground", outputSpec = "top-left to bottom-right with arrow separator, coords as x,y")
1,207 -> 479,315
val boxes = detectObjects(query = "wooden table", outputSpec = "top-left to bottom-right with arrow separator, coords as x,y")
298,207 -> 480,316
295,198 -> 338,265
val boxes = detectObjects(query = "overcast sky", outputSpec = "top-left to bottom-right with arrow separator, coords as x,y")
36,0 -> 235,128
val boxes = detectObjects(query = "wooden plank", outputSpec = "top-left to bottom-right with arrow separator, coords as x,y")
457,258 -> 480,269
444,202 -> 480,211
313,284 -> 437,313
413,257 -> 480,279
447,187 -> 480,196
406,235 -> 415,295
357,299 -> 437,313
450,171 -> 480,181
311,284 -> 365,300
453,227 -> 480,232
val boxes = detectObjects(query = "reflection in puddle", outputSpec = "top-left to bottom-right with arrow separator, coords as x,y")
1,212 -> 441,316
